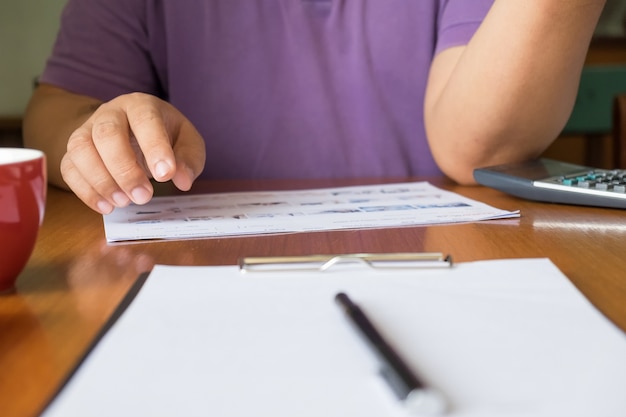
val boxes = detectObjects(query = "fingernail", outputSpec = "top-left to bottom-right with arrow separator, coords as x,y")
131,187 -> 152,205
186,165 -> 197,181
155,160 -> 171,180
174,165 -> 196,191
112,191 -> 130,207
97,200 -> 114,214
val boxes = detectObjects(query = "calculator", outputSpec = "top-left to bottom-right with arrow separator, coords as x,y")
473,158 -> 626,209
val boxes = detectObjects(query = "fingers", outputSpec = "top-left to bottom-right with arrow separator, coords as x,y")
63,97 -> 156,213
61,152 -> 116,214
129,96 -> 205,189
170,119 -> 206,191
93,98 -> 166,203
125,96 -> 177,183
61,93 -> 205,214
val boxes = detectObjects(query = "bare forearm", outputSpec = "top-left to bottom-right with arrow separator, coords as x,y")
425,0 -> 607,184
23,84 -> 102,189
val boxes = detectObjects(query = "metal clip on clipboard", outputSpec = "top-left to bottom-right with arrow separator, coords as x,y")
239,252 -> 453,272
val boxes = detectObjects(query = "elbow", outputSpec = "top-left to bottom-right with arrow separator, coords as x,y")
436,157 -> 481,185
433,142 -> 545,186
426,127 -> 493,185
428,130 -> 550,186
424,90 -> 568,185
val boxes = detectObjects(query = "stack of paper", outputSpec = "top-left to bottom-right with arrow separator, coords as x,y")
103,182 -> 519,242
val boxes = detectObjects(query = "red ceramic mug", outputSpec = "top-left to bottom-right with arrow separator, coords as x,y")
0,148 -> 46,293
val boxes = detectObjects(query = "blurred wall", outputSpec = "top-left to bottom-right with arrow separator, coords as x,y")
0,0 -> 66,117
597,0 -> 626,37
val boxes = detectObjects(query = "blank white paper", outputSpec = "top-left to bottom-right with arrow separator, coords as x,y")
43,259 -> 626,417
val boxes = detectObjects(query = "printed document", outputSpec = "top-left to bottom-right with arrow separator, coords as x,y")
103,182 -> 519,242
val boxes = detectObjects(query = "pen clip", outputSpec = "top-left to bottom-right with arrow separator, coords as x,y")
239,252 -> 453,272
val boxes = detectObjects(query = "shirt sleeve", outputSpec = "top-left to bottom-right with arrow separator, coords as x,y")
39,0 -> 163,102
434,0 -> 496,55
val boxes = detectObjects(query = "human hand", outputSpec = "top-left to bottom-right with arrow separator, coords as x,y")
60,93 -> 206,214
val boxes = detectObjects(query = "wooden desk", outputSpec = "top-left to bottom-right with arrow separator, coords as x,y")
2,178 -> 626,417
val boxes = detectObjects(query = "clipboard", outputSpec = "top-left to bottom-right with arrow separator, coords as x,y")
40,258 -> 626,417
239,252 -> 453,272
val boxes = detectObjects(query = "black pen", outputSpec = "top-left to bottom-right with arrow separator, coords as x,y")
335,292 -> 447,416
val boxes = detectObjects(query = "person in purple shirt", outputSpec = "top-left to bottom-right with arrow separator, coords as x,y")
23,0 -> 606,214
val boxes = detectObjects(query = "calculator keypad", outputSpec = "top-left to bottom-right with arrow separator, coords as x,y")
546,169 -> 626,193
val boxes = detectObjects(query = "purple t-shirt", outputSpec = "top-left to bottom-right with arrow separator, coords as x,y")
41,0 -> 494,180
